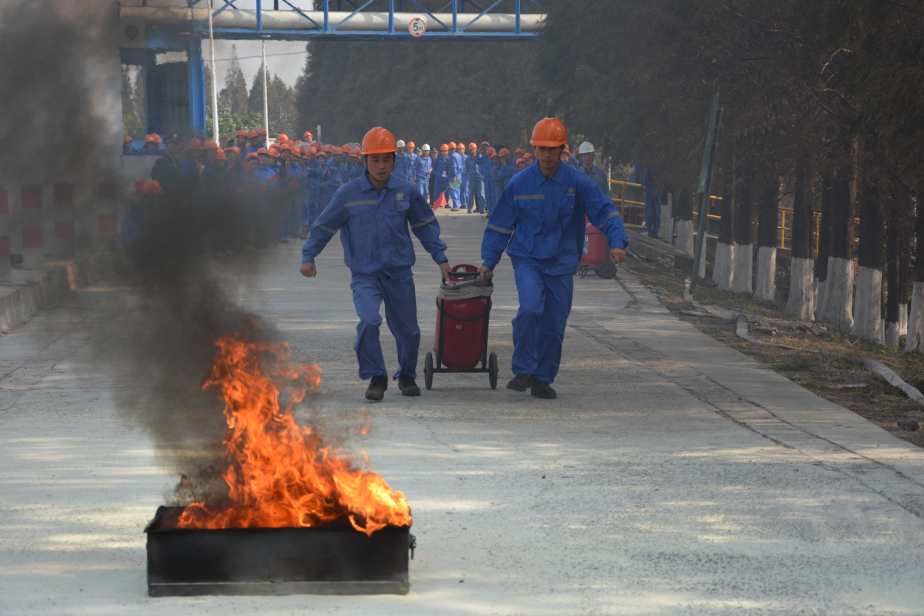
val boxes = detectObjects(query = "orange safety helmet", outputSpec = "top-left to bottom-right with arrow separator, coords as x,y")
514,148 -> 524,155
407,141 -> 415,148
448,141 -> 456,149
267,149 -> 279,158
141,180 -> 164,195
236,129 -> 248,137
530,117 -> 568,147
203,139 -> 218,150
350,145 -> 360,156
247,130 -> 259,139
227,146 -> 241,154
517,158 -> 527,167
440,144 -> 449,151
563,145 -> 570,153
468,142 -> 477,150
123,135 -> 133,143
360,127 -> 398,155
257,147 -> 269,155
490,152 -> 498,159
245,152 -> 259,161
331,146 -> 343,155
523,152 -> 534,159
277,134 -> 288,143
303,131 -> 313,140
341,144 -> 352,153
456,142 -> 465,149
187,138 -> 203,149
143,134 -> 157,143
498,148 -> 510,156
316,150 -> 328,159
257,127 -> 267,135
481,141 -> 490,147
215,149 -> 227,160
486,147 -> 496,156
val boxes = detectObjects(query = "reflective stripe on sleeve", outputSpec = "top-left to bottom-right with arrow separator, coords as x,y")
344,200 -> 378,208
410,215 -> 436,229
514,194 -> 545,201
605,211 -> 620,221
487,223 -> 513,235
314,221 -> 337,234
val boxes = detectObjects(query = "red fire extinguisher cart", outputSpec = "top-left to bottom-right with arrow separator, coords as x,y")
424,264 -> 499,390
577,216 -> 618,279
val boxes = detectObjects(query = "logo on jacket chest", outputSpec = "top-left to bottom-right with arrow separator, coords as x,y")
567,186 -> 575,196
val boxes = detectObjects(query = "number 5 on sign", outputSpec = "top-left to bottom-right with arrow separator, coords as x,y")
408,17 -> 426,37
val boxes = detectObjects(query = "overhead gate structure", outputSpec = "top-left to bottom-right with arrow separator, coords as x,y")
118,0 -> 545,138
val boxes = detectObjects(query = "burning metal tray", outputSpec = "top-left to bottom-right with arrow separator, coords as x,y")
145,506 -> 413,596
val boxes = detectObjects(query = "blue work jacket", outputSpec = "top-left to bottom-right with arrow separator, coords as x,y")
325,157 -> 343,191
482,162 -> 628,276
434,156 -> 450,181
394,153 -> 412,180
415,154 -> 432,182
449,152 -> 464,182
303,172 -> 448,277
579,164 -> 611,197
465,154 -> 483,180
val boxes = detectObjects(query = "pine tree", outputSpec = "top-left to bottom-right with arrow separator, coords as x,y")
219,45 -> 248,117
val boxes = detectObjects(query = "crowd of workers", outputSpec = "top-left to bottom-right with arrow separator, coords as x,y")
126,127 -> 614,248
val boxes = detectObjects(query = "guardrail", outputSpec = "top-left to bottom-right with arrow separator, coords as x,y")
608,180 -> 646,226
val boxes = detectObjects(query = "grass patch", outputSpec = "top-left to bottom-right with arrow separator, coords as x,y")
775,356 -> 816,372
699,327 -> 723,335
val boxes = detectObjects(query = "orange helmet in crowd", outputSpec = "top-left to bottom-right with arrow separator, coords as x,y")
203,140 -> 218,150
498,148 -> 510,156
141,180 -> 163,195
440,144 -> 449,151
530,117 -> 568,147
360,127 -> 398,155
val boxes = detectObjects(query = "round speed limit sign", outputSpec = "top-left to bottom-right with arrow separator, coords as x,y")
408,17 -> 426,37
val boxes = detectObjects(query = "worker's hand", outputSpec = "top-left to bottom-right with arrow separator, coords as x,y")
439,262 -> 452,281
300,262 -> 317,278
478,266 -> 494,282
609,248 -> 627,264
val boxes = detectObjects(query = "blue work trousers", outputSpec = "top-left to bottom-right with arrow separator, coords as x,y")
467,177 -> 485,212
417,177 -> 429,200
460,177 -> 469,209
510,259 -> 574,384
350,273 -> 420,381
447,184 -> 461,210
484,177 -> 496,213
303,197 -> 319,229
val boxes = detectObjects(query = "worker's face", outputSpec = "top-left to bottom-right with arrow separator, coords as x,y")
441,150 -> 448,158
406,146 -> 413,154
189,148 -> 203,159
206,149 -> 217,160
227,151 -> 239,162
469,148 -> 477,156
480,145 -> 488,155
493,157 -> 501,167
166,141 -> 182,156
247,158 -> 259,172
561,152 -> 570,163
334,154 -> 342,163
250,137 -> 261,146
534,146 -> 563,173
582,152 -> 595,167
317,155 -> 327,165
123,141 -> 132,151
500,154 -> 510,164
236,135 -> 248,147
457,148 -> 465,156
258,154 -> 272,166
365,153 -> 395,183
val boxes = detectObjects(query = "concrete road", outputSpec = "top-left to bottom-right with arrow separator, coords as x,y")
2,211 -> 924,615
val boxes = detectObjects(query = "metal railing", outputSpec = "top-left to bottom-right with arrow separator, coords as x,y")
608,180 -> 646,226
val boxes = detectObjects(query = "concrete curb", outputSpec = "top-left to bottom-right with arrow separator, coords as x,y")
0,252 -> 117,334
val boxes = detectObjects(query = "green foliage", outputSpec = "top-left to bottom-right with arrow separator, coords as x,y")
206,105 -> 268,142
123,113 -> 144,137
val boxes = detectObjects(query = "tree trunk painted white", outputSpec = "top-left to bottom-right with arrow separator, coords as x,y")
667,217 -> 675,245
886,322 -> 900,347
786,257 -> 815,319
900,303 -> 908,336
851,266 -> 883,342
659,194 -> 672,241
817,257 -> 855,329
731,243 -> 753,294
713,242 -> 734,291
753,245 -> 777,301
905,283 -> 924,353
675,219 -> 694,255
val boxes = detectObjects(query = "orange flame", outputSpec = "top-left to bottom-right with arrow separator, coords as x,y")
175,332 -> 411,535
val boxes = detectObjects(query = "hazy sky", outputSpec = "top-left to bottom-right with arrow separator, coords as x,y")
204,40 -> 309,90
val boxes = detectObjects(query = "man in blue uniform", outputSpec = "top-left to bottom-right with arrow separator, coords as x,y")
478,119 -> 629,399
434,144 -> 450,204
481,143 -> 496,214
577,141 -> 611,198
464,142 -> 485,214
300,127 -> 452,401
394,140 -> 411,181
414,144 -> 432,199
448,143 -> 464,211
456,143 -> 470,211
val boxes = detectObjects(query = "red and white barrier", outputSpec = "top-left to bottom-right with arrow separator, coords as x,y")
53,182 -> 75,258
0,188 -> 10,282
21,184 -> 44,270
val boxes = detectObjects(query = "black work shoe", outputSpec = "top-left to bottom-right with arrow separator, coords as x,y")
365,374 -> 389,401
398,375 -> 421,397
531,380 -> 557,399
506,374 -> 534,392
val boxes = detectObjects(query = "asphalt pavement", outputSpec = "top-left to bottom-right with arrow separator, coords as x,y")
2,209 -> 923,615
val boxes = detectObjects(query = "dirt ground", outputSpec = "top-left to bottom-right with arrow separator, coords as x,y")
623,235 -> 924,448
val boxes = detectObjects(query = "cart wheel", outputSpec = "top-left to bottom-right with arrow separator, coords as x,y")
597,261 -> 617,279
488,352 -> 498,390
424,352 -> 434,390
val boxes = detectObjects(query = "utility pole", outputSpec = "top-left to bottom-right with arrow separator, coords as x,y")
690,93 -> 723,293
207,0 -> 220,143
262,40 -> 269,140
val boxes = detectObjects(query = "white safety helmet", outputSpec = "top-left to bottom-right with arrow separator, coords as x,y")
421,144 -> 431,151
396,139 -> 406,148
578,141 -> 595,155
